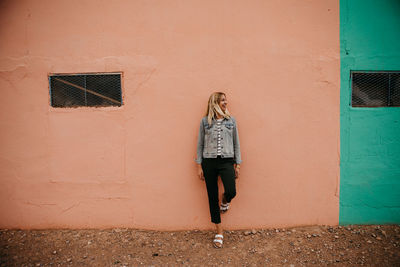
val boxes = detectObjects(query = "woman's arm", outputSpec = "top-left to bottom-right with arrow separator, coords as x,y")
232,118 -> 242,165
195,118 -> 205,180
195,118 -> 205,164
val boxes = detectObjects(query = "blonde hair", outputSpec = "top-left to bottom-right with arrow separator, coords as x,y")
205,92 -> 231,125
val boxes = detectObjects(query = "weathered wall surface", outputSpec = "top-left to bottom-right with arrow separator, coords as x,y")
340,0 -> 400,224
0,0 -> 339,229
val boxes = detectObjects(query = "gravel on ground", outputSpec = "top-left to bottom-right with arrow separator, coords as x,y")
1,225 -> 399,266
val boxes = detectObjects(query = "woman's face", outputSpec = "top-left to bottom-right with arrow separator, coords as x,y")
218,94 -> 227,112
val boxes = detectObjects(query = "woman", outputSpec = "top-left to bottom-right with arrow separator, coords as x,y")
195,92 -> 242,248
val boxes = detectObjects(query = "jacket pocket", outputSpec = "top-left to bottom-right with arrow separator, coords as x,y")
224,123 -> 233,130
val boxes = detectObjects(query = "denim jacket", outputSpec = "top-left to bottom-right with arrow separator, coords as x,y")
195,116 -> 242,164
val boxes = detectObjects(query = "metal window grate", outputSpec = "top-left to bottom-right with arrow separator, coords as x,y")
351,71 -> 400,107
49,73 -> 122,107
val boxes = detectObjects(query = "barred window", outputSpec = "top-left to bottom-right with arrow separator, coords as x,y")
49,73 -> 122,107
351,71 -> 400,107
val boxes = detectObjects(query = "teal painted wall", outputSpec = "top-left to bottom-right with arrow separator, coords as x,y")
340,0 -> 400,224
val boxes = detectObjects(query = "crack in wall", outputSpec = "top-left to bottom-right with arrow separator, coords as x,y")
23,201 -> 57,207
61,202 -> 81,213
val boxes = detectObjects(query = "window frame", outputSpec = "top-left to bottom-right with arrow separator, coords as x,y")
48,72 -> 123,108
350,70 -> 400,108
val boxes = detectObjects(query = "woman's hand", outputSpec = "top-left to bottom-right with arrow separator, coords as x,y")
197,164 -> 204,180
234,164 -> 240,179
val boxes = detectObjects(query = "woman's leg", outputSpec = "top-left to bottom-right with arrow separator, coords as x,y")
219,159 -> 236,204
202,159 -> 221,224
203,159 -> 224,248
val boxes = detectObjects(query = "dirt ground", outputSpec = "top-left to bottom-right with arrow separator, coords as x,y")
1,225 -> 399,266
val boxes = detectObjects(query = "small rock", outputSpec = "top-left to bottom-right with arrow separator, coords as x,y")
66,258 -> 72,262
371,233 -> 377,238
334,235 -> 339,239
367,240 -> 372,244
251,229 -> 257,234
244,231 -> 251,236
307,234 -> 311,238
376,236 -> 382,241
248,247 -> 257,253
275,229 -> 279,233
52,250 -> 57,254
381,230 -> 387,237
291,229 -> 296,233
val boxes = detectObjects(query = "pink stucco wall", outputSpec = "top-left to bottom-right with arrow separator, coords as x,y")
0,0 -> 339,229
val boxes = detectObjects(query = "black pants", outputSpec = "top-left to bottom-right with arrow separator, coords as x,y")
201,156 -> 236,224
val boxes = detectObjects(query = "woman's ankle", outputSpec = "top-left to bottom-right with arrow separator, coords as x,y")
215,223 -> 223,234
222,194 -> 227,204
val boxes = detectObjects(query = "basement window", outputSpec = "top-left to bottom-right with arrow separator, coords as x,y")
351,71 -> 400,107
49,73 -> 122,107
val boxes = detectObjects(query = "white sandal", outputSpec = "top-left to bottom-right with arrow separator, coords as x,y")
213,234 -> 223,248
220,202 -> 230,213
